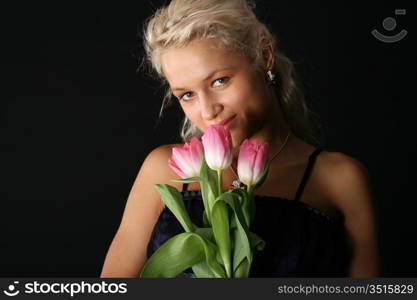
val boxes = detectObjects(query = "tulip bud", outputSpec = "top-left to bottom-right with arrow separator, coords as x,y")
237,139 -> 269,187
201,125 -> 233,171
168,138 -> 204,178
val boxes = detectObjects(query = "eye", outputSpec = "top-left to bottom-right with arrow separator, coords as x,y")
213,77 -> 229,85
179,91 -> 194,101
177,77 -> 229,101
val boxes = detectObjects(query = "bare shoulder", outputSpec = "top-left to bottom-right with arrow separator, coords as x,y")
140,144 -> 182,202
316,151 -> 370,175
146,143 -> 180,163
142,143 -> 184,189
118,143 -> 185,228
316,151 -> 371,187
315,150 -> 374,214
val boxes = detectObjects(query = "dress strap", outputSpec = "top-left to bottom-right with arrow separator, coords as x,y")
293,148 -> 323,202
182,183 -> 189,192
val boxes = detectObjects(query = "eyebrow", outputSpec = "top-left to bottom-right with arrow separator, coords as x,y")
171,67 -> 234,91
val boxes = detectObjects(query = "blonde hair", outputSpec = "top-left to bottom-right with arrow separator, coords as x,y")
141,0 -> 324,147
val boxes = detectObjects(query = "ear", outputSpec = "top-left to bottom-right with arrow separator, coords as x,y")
261,37 -> 274,71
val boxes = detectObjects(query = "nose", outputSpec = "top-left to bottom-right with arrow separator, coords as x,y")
200,93 -> 222,120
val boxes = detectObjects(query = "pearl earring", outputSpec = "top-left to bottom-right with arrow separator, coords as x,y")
267,70 -> 276,85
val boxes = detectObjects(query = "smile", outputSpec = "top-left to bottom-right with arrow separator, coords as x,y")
221,115 -> 236,129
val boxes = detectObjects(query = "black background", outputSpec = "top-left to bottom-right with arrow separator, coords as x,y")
1,1 -> 415,277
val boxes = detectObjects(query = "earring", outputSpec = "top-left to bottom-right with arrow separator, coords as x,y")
267,70 -> 276,85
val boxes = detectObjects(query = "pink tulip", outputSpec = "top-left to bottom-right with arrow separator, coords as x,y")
237,139 -> 269,187
168,138 -> 204,179
201,125 -> 233,171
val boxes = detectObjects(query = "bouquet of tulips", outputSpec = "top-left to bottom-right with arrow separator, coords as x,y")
140,125 -> 271,278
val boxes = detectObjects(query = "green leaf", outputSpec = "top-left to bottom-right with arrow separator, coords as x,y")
232,233 -> 266,278
202,210 -> 210,228
190,228 -> 216,277
195,228 -> 224,265
248,231 -> 266,252
171,176 -> 201,183
218,192 -> 251,273
205,158 -> 219,189
200,158 -> 219,200
211,198 -> 232,277
154,184 -> 196,232
140,232 -> 226,278
229,188 -> 248,206
199,158 -> 218,225
230,189 -> 251,229
231,226 -> 251,275
200,181 -> 214,226
194,227 -> 215,242
232,231 -> 265,278
216,191 -> 266,276
229,213 -> 237,230
234,257 -> 251,278
191,261 -> 214,278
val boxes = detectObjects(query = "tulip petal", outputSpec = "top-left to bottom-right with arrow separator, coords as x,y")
253,143 -> 269,180
202,125 -> 233,171
237,139 -> 269,187
168,157 -> 187,179
168,139 -> 205,179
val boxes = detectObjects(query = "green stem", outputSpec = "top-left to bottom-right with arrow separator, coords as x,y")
247,184 -> 253,196
247,184 -> 256,228
217,169 -> 222,196
216,169 -> 232,277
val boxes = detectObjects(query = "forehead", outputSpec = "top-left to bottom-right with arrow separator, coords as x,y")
161,39 -> 249,88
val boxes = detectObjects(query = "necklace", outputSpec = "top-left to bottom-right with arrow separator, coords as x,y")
229,131 -> 291,189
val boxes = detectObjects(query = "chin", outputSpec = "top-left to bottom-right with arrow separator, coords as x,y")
230,132 -> 246,149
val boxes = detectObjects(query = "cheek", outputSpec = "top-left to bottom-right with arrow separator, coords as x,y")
181,105 -> 206,129
245,77 -> 271,116
231,82 -> 267,118
180,100 -> 196,115
230,81 -> 271,136
232,70 -> 267,103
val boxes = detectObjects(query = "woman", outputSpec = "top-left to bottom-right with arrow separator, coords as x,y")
101,0 -> 380,277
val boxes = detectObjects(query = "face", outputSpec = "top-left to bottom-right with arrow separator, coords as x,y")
161,39 -> 277,149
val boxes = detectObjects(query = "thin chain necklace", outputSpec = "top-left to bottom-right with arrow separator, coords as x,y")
229,131 -> 292,189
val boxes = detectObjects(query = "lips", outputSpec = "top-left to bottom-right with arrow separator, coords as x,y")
220,115 -> 236,129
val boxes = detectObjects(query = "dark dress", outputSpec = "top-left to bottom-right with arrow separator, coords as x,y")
146,148 -> 352,277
